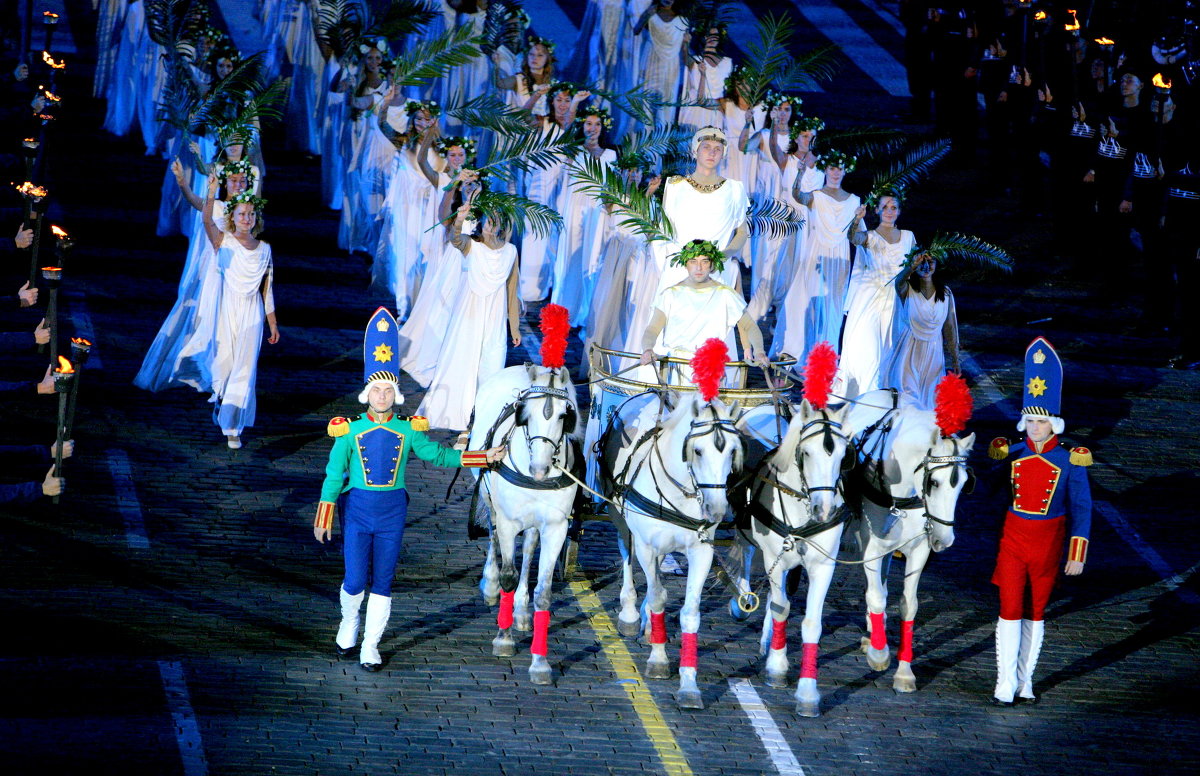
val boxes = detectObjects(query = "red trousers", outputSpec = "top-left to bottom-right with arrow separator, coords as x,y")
992,512 -> 1066,621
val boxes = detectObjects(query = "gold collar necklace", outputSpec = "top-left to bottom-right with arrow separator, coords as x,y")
685,176 -> 726,193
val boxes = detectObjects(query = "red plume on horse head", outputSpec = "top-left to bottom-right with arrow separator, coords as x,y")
934,371 -> 973,437
539,304 -> 569,369
690,338 -> 728,402
803,342 -> 838,410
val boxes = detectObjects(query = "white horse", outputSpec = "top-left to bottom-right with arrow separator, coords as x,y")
600,391 -> 745,709
846,390 -> 975,693
470,364 -> 580,685
730,398 -> 856,717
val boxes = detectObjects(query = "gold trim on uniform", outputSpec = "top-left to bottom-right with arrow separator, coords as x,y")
1068,536 -> 1088,564
408,415 -> 430,432
355,426 -> 405,488
315,501 -> 335,531
461,451 -> 490,467
1070,446 -> 1093,466
989,437 -> 1010,460
1011,454 -> 1062,516
327,417 -> 350,437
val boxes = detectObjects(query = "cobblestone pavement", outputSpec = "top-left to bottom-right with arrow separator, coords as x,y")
1,3 -> 1198,775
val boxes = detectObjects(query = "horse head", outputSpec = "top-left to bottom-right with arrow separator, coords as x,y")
513,364 -> 579,481
779,398 -> 855,523
915,429 -> 976,552
669,393 -> 744,523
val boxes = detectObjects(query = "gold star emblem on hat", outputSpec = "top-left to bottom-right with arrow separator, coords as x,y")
372,343 -> 393,363
1027,376 -> 1047,397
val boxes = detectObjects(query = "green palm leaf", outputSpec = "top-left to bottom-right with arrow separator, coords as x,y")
778,43 -> 841,89
389,24 -> 483,88
746,196 -> 804,238
475,126 -> 582,178
813,125 -> 906,160
474,191 -> 562,238
616,126 -> 693,167
186,53 -> 272,132
867,139 -> 951,206
209,78 -> 291,147
907,232 -> 1014,273
567,154 -> 674,242
447,94 -> 534,135
314,0 -> 366,57
736,12 -> 800,108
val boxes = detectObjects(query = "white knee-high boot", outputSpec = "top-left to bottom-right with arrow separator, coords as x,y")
1017,619 -> 1045,701
336,588 -> 364,655
993,618 -> 1022,704
360,593 -> 392,671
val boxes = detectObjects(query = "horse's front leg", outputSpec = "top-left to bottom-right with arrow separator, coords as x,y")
615,516 -> 642,637
634,538 -> 671,680
728,531 -> 758,622
860,526 -> 892,672
480,535 -> 500,605
893,540 -> 931,694
513,526 -> 539,632
761,539 -> 793,689
528,517 -> 569,686
794,526 -> 843,717
491,517 -> 521,657
676,541 -> 714,710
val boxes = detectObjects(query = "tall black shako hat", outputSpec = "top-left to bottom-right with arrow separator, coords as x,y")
360,307 -> 403,406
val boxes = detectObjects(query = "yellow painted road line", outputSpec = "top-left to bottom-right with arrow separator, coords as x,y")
568,579 -> 694,776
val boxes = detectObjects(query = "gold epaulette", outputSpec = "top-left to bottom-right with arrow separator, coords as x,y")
988,437 -> 1010,460
407,415 -> 430,432
667,174 -> 684,184
1070,446 -> 1093,466
314,501 -> 335,532
327,417 -> 351,437
461,450 -> 490,468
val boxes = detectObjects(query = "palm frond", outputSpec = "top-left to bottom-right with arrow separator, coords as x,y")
567,154 -> 674,242
590,84 -> 670,127
210,78 -> 291,147
447,93 -> 533,135
474,191 -> 561,238
813,125 -> 906,160
389,23 -> 483,88
616,126 -> 693,167
145,0 -> 198,48
366,0 -> 439,39
187,53 -> 270,132
314,0 -> 366,57
911,232 -> 1014,273
746,197 -> 804,238
479,0 -> 522,54
867,139 -> 951,206
777,43 -> 841,89
475,126 -> 582,178
737,12 -> 799,107
156,58 -> 201,130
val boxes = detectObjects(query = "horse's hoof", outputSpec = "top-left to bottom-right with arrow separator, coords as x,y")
514,615 -> 532,633
795,700 -> 821,718
617,616 -> 641,638
492,638 -> 516,657
764,671 -> 790,689
861,642 -> 891,672
529,664 -> 553,686
729,597 -> 751,622
676,689 -> 704,710
483,594 -> 499,607
645,660 -> 671,680
893,675 -> 917,693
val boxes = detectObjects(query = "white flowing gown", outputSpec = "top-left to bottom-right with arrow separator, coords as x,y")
887,287 -> 955,410
399,239 -> 466,387
839,229 -> 914,395
553,148 -> 617,327
654,176 -> 749,294
209,236 -> 274,436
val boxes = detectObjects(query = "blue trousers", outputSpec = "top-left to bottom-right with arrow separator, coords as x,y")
340,488 -> 409,597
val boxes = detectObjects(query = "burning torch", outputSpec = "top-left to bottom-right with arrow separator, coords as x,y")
42,52 -> 66,90
40,265 -> 61,363
14,182 -> 48,288
65,338 -> 92,442
21,138 -> 39,180
43,12 -> 59,52
52,356 -> 75,504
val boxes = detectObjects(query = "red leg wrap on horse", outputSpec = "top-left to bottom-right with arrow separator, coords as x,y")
650,612 -> 667,644
530,610 -> 550,656
497,590 -> 514,630
680,632 -> 698,669
898,620 -> 914,663
869,611 -> 887,651
799,642 -> 819,679
770,619 -> 788,651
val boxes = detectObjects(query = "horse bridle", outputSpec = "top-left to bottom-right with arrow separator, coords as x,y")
792,411 -> 855,501
912,445 -> 974,529
515,383 -> 573,460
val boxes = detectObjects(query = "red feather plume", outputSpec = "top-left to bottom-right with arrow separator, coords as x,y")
690,338 -> 728,402
934,372 -> 973,437
803,342 -> 838,409
539,304 -> 569,369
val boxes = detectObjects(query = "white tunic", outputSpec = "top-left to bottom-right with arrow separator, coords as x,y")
399,239 -> 467,387
654,176 -> 749,294
679,56 -> 733,130
209,236 -> 274,436
887,287 -> 955,410
643,14 -> 688,125
653,283 -> 746,358
553,148 -> 617,326
839,229 -> 914,395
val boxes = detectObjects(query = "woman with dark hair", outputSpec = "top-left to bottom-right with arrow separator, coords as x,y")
679,22 -> 731,131
718,66 -> 764,185
634,0 -> 690,126
334,39 -> 393,254
885,253 -> 959,410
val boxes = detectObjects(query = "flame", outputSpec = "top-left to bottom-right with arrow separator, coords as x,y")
71,337 -> 92,347
1094,37 -> 1115,45
50,225 -> 68,238
41,266 -> 62,272
41,52 -> 65,69
43,91 -> 61,103
1153,73 -> 1172,89
55,356 -> 74,374
1034,10 -> 1047,20
1063,9 -> 1080,31
15,181 -> 48,198
43,12 -> 59,20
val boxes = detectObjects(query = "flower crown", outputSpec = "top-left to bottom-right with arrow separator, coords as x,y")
404,98 -> 441,117
789,115 -> 825,135
547,81 -> 577,98
227,192 -> 267,210
199,25 -> 226,44
691,19 -> 729,38
670,239 -> 726,272
576,106 -> 613,129
817,149 -> 856,172
359,37 -> 387,56
526,34 -> 556,53
434,136 -> 476,158
217,159 -> 256,186
763,89 -> 800,109
724,64 -> 743,93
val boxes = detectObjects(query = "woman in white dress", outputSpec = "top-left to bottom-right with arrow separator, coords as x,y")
565,0 -> 627,91
136,161 -> 256,394
772,151 -> 866,360
444,1 -> 490,129
334,40 -> 392,253
886,254 -> 959,410
739,92 -> 799,310
199,182 -> 280,449
278,0 -> 325,154
519,84 -> 592,302
633,0 -> 690,126
678,23 -> 732,131
492,36 -> 556,117
839,193 -> 914,396
654,126 -> 749,295
417,191 -> 521,431
553,106 -> 616,327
